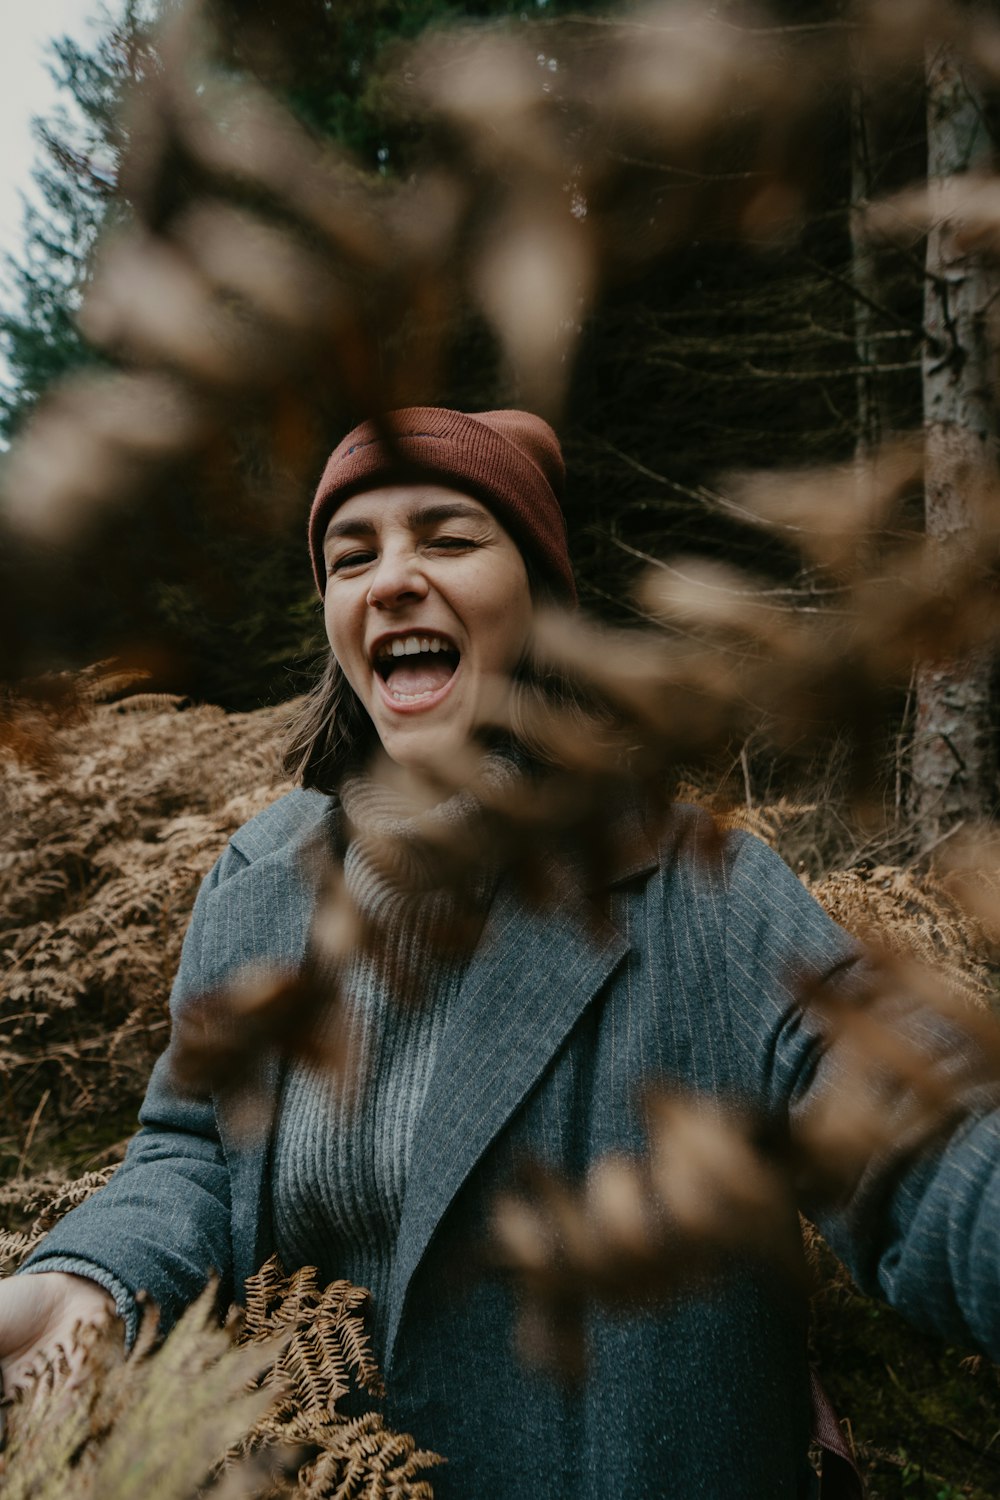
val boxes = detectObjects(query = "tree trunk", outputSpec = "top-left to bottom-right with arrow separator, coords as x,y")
849,75 -> 881,460
910,42 -> 999,849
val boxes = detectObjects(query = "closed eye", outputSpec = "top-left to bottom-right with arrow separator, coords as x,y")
327,549 -> 375,575
426,534 -> 480,552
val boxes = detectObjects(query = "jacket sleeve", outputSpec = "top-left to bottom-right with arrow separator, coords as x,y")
19,841 -> 249,1341
723,830 -> 1000,1361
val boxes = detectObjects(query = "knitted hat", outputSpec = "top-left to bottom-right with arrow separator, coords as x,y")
308,407 -> 575,602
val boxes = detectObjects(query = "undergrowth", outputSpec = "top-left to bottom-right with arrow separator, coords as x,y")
807,1229 -> 1000,1500
0,696 -> 293,1165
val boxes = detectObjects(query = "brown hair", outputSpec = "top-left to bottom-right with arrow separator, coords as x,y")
282,653 -> 380,793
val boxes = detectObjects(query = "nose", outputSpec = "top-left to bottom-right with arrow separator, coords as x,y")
366,544 -> 429,609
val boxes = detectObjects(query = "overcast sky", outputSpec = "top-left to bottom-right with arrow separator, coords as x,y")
0,1 -> 104,269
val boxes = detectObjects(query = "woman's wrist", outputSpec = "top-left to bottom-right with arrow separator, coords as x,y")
44,1269 -> 117,1319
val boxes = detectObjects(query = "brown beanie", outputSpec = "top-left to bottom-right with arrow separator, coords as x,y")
308,407 -> 575,602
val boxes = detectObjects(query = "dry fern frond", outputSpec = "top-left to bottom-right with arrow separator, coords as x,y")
790,951 -> 1000,1199
107,693 -> 190,714
0,693 -> 291,1133
0,1255 -> 442,1499
0,1179 -> 442,1500
0,1168 -> 119,1274
0,1281 -> 286,1500
240,1259 -> 385,1417
170,965 -> 346,1132
934,831 -> 1000,951
0,0 -> 944,581
675,782 -> 816,849
287,1411 -> 441,1500
808,865 -> 995,1007
864,172 -> 1000,259
0,1232 -> 35,1275
712,437 -> 924,576
491,943 -> 1000,1377
0,664 -> 158,773
27,1168 -> 120,1232
1,677 -> 89,774
77,662 -> 154,706
233,1259 -> 442,1500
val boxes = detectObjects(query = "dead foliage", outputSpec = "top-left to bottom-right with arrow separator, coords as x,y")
6,678 -> 999,1144
0,693 -> 291,1142
0,1179 -> 441,1500
491,1090 -> 802,1380
0,0 -> 834,574
169,453 -> 1000,1105
0,1281 -> 285,1500
807,863 -> 995,1008
2,0 -> 1000,1148
234,1259 -> 442,1499
0,1167 -> 118,1275
0,663 -> 151,774
6,670 -> 1000,1400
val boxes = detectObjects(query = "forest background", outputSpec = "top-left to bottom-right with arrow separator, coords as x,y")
3,0 -> 1000,1496
0,0 -> 935,717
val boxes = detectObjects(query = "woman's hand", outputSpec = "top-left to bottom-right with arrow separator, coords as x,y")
0,1271 -> 118,1395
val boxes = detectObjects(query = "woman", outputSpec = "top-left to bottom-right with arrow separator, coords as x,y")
4,407 -> 1000,1497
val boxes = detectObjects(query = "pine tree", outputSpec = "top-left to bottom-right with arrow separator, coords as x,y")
0,2 -> 154,440
909,42 -> 999,845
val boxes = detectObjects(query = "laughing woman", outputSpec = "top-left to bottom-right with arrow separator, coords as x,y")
4,408 -> 1000,1499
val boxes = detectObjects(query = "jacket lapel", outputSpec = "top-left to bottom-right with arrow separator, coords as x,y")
385,860 -> 640,1367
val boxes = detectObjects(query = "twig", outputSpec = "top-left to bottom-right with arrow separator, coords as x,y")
16,1088 -> 51,1179
800,249 -> 927,342
740,744 -> 753,814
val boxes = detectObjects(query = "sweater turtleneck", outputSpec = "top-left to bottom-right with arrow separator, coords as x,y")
270,756 -> 517,1368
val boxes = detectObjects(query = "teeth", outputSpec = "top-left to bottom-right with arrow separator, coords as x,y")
375,633 -> 453,660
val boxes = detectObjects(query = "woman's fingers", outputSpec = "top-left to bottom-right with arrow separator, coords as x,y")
0,1271 -> 117,1396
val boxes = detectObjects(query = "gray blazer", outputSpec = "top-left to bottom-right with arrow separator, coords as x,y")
27,790 -> 1000,1498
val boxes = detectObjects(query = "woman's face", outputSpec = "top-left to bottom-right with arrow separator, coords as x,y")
322,484 -> 534,771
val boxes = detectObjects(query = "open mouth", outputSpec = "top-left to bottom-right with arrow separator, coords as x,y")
372,632 -> 461,705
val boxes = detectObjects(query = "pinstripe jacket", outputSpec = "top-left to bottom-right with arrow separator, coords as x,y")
25,789 -> 1000,1498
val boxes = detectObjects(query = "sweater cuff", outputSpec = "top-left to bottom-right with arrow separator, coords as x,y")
18,1256 -> 140,1349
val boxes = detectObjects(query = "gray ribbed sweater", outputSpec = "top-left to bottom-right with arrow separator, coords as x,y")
270,769 -> 500,1366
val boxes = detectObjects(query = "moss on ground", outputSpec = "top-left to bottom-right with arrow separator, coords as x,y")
810,1234 -> 1000,1500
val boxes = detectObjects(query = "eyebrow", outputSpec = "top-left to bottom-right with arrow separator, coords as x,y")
324,500 -> 488,545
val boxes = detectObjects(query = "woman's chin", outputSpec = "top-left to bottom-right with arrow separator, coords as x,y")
375,714 -> 471,776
